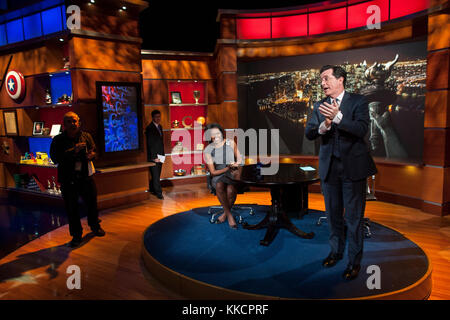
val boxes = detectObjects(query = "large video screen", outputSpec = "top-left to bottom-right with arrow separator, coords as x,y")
238,41 -> 426,163
98,83 -> 141,153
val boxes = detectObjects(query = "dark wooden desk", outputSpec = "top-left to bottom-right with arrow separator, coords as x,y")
232,163 -> 319,246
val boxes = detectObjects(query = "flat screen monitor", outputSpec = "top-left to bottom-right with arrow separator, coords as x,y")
96,82 -> 142,155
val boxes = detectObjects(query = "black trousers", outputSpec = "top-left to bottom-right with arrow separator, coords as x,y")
321,156 -> 366,266
149,162 -> 163,195
60,176 -> 100,238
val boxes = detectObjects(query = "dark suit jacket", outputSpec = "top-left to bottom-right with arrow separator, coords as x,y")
145,122 -> 165,161
305,92 -> 377,181
50,130 -> 96,183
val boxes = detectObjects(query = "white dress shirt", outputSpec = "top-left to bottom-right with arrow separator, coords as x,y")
318,90 -> 345,135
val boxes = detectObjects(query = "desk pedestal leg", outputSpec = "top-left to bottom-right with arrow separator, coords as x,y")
244,186 -> 314,246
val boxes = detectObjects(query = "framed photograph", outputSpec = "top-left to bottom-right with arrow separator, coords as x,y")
171,91 -> 182,104
3,110 -> 18,136
33,121 -> 44,135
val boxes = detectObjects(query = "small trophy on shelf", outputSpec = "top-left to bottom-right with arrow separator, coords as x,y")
47,179 -> 54,194
62,57 -> 70,70
45,89 -> 52,105
193,90 -> 200,104
52,176 -> 59,194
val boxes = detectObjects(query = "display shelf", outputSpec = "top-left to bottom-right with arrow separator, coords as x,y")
161,173 -> 207,181
166,151 -> 204,156
18,163 -> 57,169
169,103 -> 207,107
1,135 -> 56,138
168,81 -> 207,105
0,104 -> 72,110
163,127 -> 205,131
161,79 -> 209,181
7,187 -> 62,198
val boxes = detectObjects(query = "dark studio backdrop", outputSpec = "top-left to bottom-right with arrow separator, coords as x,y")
238,40 -> 427,163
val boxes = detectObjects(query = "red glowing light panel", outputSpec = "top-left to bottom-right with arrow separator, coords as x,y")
308,7 -> 347,35
390,0 -> 429,19
272,14 -> 308,38
236,18 -> 271,39
347,0 -> 389,29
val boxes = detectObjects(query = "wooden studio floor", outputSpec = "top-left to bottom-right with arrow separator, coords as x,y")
0,183 -> 449,300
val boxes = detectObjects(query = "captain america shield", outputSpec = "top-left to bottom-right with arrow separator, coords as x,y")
6,70 -> 26,101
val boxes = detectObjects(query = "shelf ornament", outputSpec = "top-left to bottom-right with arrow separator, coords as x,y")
6,70 -> 26,101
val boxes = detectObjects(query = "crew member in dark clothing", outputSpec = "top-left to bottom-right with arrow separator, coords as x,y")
145,109 -> 165,199
50,112 -> 105,247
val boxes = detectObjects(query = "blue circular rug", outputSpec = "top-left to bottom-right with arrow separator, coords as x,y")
142,205 -> 431,299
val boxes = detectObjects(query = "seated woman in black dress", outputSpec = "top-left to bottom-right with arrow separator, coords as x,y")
204,123 -> 243,229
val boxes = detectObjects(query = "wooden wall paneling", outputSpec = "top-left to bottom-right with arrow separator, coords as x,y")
144,106 -> 170,131
207,79 -> 218,104
80,5 -> 140,38
423,129 -> 450,166
218,72 -> 238,102
0,137 -> 19,164
70,37 -> 142,72
424,90 -> 450,128
220,15 -> 237,39
141,59 -> 213,80
73,102 -> 98,137
0,75 -> 49,108
430,0 -> 450,7
160,155 -> 173,179
0,111 -> 5,136
0,41 -> 64,77
17,109 -> 38,136
428,13 -> 450,51
0,163 -> 5,188
206,104 -> 222,125
221,101 -> 238,128
163,129 -> 172,153
444,166 -> 450,203
216,45 -> 237,73
374,164 -> 424,199
2,163 -> 16,188
94,153 -> 147,171
94,169 -> 148,196
71,69 -> 142,101
422,166 -> 445,204
142,80 -> 168,105
426,50 -> 450,90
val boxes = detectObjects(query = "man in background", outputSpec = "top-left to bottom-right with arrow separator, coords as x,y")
50,112 -> 105,248
145,109 -> 165,199
305,65 -> 377,280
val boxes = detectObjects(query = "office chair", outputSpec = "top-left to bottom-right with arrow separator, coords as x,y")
316,176 -> 375,238
206,171 -> 255,224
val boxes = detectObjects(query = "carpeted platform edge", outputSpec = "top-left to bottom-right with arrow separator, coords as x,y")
140,220 -> 433,300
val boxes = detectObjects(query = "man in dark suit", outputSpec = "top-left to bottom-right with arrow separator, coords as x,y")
305,65 -> 377,280
145,110 -> 165,199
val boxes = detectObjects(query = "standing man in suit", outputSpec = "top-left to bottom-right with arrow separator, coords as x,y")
145,110 -> 165,199
305,65 -> 377,280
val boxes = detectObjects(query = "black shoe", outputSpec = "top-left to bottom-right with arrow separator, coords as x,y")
343,264 -> 361,281
156,194 -> 164,200
322,252 -> 343,268
91,227 -> 106,237
69,236 -> 82,248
